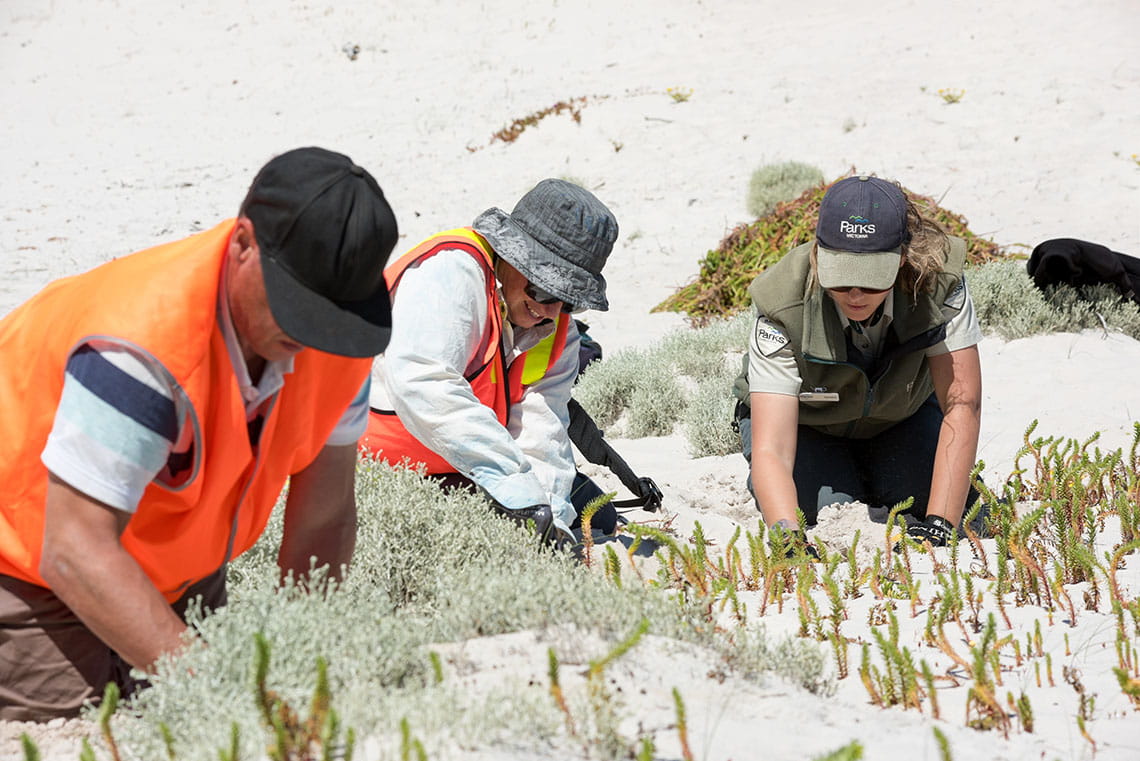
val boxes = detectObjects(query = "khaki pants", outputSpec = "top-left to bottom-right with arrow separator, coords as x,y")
0,568 -> 226,721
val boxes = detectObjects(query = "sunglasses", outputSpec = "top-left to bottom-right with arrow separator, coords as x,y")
525,282 -> 576,313
828,285 -> 892,295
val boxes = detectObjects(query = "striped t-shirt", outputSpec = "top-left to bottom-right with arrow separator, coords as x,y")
41,328 -> 369,513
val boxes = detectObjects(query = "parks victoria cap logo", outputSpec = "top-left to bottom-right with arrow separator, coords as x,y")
814,175 -> 908,291
816,175 -> 906,254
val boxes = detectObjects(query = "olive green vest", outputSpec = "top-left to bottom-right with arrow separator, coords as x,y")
745,237 -> 967,438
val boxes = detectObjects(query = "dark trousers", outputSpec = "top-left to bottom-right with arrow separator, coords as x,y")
430,471 -> 618,535
0,567 -> 227,721
742,395 -> 979,526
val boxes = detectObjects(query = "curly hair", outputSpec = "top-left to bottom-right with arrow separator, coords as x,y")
897,192 -> 950,298
809,181 -> 950,300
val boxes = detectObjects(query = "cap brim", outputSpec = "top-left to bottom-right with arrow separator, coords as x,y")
816,245 -> 901,291
473,208 -> 608,311
261,254 -> 392,357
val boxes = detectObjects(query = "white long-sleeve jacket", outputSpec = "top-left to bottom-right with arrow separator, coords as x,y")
369,248 -> 580,533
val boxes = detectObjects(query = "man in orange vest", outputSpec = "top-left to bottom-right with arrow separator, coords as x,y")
361,179 -> 618,543
0,147 -> 398,720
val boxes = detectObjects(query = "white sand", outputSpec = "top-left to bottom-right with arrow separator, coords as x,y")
3,0 -> 1139,758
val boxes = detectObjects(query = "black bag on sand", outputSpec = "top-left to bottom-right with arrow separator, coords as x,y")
1027,238 -> 1140,306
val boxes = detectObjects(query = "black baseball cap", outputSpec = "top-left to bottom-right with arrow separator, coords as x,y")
241,146 -> 398,357
815,176 -> 907,291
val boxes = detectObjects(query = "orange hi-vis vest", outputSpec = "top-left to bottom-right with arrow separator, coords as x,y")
0,220 -> 371,601
360,228 -> 570,473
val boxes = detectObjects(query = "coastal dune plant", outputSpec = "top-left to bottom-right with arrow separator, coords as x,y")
572,312 -> 749,454
746,161 -> 825,219
95,460 -> 826,759
656,173 -> 1006,323
680,376 -> 740,456
573,348 -> 660,431
968,259 -> 1140,341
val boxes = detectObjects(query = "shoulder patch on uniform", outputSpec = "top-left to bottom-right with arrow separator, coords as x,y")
943,277 -> 967,311
752,316 -> 790,357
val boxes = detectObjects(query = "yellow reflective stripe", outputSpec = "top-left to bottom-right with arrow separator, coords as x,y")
519,330 -> 557,386
434,227 -> 494,266
518,313 -> 570,386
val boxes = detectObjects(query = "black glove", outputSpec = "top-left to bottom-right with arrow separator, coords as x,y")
636,477 -> 663,512
770,527 -> 820,561
788,530 -> 821,561
905,515 -> 956,548
493,503 -> 555,544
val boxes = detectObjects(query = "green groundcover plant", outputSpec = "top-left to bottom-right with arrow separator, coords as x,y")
656,171 -> 1007,324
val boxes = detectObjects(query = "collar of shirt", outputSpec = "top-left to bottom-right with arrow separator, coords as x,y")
832,292 -> 895,355
216,268 -> 294,417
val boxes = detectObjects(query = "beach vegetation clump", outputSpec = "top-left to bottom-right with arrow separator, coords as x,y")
746,161 -> 825,219
968,258 -> 1140,341
83,460 -> 826,760
572,346 -> 680,434
937,87 -> 966,104
679,375 -> 741,456
600,422 -> 1140,748
655,173 -> 1006,324
573,312 -> 750,452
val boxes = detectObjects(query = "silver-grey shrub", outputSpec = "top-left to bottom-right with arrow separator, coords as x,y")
746,161 -> 825,219
656,311 -> 750,378
682,376 -> 742,457
573,347 -> 656,430
573,313 -> 750,453
573,345 -> 687,438
969,259 -> 1140,340
111,461 -> 827,759
626,375 -> 686,437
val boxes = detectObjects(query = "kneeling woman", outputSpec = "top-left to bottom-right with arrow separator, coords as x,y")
740,175 -> 982,547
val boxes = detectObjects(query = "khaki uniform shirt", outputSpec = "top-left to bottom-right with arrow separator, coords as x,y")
749,278 -> 982,396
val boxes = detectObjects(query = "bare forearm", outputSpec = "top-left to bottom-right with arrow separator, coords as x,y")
277,506 -> 356,581
41,546 -> 187,670
752,453 -> 800,528
279,444 -> 358,582
748,392 -> 802,529
42,477 -> 189,670
926,402 -> 981,526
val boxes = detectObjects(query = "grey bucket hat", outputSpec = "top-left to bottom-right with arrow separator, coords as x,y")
472,179 -> 618,311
